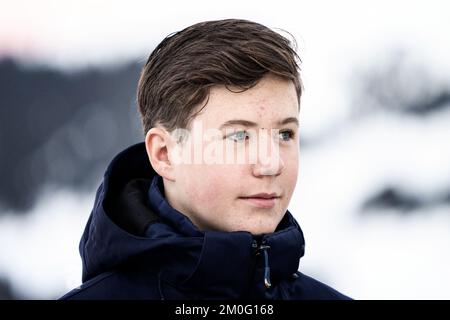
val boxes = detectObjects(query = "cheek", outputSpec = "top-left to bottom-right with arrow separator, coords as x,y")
183,166 -> 234,206
283,150 -> 299,190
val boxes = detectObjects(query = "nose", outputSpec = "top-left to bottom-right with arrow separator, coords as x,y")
251,130 -> 285,176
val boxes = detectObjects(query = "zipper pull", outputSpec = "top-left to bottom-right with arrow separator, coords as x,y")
260,244 -> 272,289
252,240 -> 272,289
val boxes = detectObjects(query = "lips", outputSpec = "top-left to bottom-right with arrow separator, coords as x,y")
243,193 -> 279,199
239,193 -> 280,209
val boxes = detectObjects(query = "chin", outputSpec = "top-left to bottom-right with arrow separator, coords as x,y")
241,223 -> 277,236
222,217 -> 279,235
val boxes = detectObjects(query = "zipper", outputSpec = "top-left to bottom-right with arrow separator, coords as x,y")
252,239 -> 272,289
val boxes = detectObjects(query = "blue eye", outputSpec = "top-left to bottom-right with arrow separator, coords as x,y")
225,130 -> 295,142
279,130 -> 295,141
226,130 -> 250,142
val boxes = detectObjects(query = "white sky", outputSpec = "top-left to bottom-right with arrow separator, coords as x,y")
1,0 -> 449,70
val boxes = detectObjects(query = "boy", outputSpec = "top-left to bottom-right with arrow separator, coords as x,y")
61,19 -> 350,300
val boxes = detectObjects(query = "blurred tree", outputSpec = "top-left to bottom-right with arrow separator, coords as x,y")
0,58 -> 143,214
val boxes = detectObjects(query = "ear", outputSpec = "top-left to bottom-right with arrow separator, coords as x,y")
145,127 -> 176,181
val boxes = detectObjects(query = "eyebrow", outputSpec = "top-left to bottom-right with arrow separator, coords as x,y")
219,117 -> 299,130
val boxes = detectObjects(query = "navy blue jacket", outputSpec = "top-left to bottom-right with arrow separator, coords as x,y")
60,143 -> 350,300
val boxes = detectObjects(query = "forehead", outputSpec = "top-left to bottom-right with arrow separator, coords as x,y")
198,74 -> 299,120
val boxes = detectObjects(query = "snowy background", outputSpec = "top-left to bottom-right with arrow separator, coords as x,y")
0,0 -> 449,299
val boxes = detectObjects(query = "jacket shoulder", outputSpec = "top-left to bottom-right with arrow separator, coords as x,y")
59,269 -> 161,300
285,272 -> 352,300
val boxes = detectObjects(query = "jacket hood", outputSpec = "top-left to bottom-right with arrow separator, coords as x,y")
79,142 -> 306,299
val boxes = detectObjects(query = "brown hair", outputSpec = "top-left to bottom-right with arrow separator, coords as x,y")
137,18 -> 302,135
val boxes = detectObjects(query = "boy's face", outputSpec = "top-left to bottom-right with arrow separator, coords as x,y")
163,73 -> 299,235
